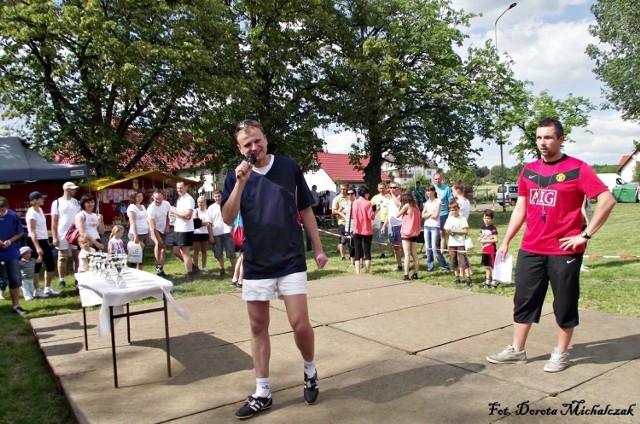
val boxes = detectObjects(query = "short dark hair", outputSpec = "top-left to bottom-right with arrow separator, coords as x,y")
483,209 -> 494,218
80,194 -> 96,210
129,190 -> 143,203
538,117 -> 564,136
358,185 -> 370,196
428,186 -> 437,198
0,196 -> 7,208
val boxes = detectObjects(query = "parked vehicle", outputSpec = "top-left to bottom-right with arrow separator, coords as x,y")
496,183 -> 518,206
597,173 -> 627,192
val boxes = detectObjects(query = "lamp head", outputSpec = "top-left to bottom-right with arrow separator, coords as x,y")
509,2 -> 517,8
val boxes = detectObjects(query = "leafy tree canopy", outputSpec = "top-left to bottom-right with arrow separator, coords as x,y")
197,0 -> 327,175
509,90 -> 595,162
0,0 -> 240,176
314,0 -> 529,191
588,0 -> 640,121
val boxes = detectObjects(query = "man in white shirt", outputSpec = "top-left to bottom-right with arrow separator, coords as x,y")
381,183 -> 403,271
51,182 -> 81,288
370,182 -> 389,258
170,182 -> 197,281
207,189 -> 237,277
147,189 -> 171,277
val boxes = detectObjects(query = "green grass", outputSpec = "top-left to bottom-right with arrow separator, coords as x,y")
1,202 -> 639,422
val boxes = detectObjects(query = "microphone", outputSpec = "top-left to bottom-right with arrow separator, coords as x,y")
237,154 -> 257,177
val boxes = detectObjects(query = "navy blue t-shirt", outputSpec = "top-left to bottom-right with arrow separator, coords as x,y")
222,155 -> 314,279
0,209 -> 24,262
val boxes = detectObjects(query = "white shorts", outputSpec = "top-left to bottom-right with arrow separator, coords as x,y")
57,237 -> 78,253
242,271 -> 308,301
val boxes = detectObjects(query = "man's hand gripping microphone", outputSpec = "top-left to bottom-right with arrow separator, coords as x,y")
237,154 -> 257,178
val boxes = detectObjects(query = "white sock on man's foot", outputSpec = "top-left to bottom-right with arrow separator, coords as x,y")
304,360 -> 317,378
254,377 -> 271,398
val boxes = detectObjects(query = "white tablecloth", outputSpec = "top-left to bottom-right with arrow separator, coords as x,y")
77,268 -> 190,337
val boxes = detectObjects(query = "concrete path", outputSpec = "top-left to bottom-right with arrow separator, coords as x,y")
31,275 -> 640,423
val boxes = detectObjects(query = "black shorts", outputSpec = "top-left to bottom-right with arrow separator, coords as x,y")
173,231 -> 194,248
193,233 -> 209,243
513,249 -> 582,328
480,253 -> 495,267
28,238 -> 55,273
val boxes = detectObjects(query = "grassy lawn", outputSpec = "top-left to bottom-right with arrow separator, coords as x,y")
1,202 -> 638,422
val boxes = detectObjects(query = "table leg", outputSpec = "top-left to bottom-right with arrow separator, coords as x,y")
83,307 -> 89,351
109,306 -> 119,388
163,295 -> 172,377
126,303 -> 131,343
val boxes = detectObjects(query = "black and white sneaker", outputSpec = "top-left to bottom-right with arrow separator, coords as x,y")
12,306 -> 27,315
235,394 -> 272,419
303,372 -> 319,404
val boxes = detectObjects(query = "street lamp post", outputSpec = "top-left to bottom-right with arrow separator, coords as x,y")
494,2 -> 517,213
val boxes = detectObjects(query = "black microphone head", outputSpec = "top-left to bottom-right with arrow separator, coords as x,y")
246,154 -> 257,164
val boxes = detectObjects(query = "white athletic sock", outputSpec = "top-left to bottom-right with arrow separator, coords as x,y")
304,360 -> 316,378
254,377 -> 271,398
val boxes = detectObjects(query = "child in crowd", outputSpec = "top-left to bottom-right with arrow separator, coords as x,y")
396,190 -> 421,281
19,246 -> 37,301
108,225 -> 126,255
77,235 -> 95,273
443,199 -> 471,287
230,252 -> 243,289
453,180 -> 473,281
479,209 -> 499,288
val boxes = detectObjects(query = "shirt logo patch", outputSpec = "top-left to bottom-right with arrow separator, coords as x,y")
556,173 -> 566,182
530,188 -> 557,206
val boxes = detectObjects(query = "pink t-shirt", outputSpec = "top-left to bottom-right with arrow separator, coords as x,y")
518,155 -> 607,255
400,205 -> 421,238
351,197 -> 375,236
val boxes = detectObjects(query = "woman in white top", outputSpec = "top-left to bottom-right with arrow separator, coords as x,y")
127,191 -> 149,270
76,194 -> 105,252
192,195 -> 213,272
421,186 -> 449,272
26,191 -> 58,296
452,180 -> 472,279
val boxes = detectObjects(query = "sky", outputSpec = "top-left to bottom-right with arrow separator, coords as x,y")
321,0 -> 640,169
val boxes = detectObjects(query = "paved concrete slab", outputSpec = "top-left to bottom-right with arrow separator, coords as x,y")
30,275 -> 640,424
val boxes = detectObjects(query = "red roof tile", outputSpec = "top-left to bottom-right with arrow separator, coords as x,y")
316,152 -> 390,183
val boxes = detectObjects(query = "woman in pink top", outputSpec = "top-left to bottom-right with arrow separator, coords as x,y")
397,190 -> 421,281
351,186 -> 375,274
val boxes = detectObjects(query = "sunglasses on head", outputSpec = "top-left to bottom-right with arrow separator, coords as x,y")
235,119 -> 264,134
347,192 -> 354,195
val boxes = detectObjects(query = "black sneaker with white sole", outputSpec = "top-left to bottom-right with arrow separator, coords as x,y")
235,395 -> 272,419
303,372 -> 319,404
12,306 -> 27,315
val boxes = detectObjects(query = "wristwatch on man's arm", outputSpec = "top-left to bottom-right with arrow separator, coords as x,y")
580,230 -> 591,239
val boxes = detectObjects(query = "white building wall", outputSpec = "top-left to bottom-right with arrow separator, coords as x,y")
620,152 -> 639,182
304,169 -> 337,193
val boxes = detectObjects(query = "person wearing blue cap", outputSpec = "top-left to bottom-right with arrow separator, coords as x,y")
0,196 -> 27,314
26,191 -> 59,297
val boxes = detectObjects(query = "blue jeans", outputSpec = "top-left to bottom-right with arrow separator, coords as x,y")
425,226 -> 448,271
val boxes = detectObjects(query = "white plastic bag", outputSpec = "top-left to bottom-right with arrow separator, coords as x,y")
127,241 -> 144,264
464,236 -> 474,252
493,251 -> 513,283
